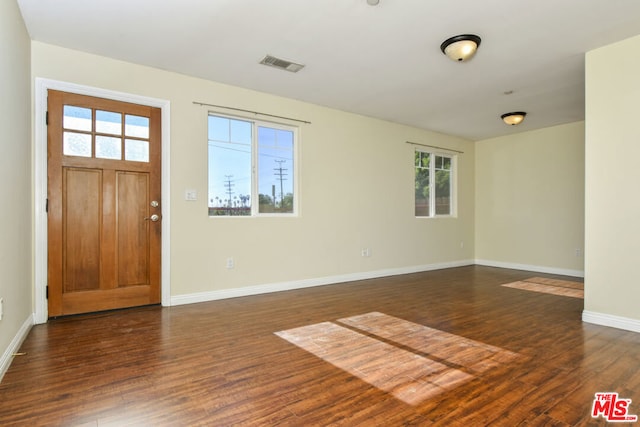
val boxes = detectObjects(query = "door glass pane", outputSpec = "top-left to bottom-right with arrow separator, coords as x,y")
125,115 -> 150,139
63,132 -> 92,157
96,110 -> 122,135
96,136 -> 122,160
63,106 -> 92,132
125,139 -> 149,162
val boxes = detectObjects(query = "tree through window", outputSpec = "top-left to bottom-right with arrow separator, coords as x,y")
415,149 -> 454,217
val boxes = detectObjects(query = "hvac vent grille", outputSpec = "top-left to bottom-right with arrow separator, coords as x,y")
259,55 -> 305,73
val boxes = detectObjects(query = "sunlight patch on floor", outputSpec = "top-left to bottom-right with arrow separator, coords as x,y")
502,277 -> 584,299
338,312 -> 519,373
275,312 -> 518,405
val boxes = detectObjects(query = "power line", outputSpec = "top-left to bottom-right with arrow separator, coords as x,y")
208,142 -> 291,160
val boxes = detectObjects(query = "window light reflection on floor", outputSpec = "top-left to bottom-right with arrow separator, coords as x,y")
275,312 -> 519,405
501,277 -> 584,299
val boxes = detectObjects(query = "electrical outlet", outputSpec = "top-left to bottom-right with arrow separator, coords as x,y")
361,248 -> 371,257
575,248 -> 582,257
0,298 -> 3,321
226,257 -> 235,269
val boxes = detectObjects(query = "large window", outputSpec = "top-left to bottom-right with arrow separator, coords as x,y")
208,114 -> 297,216
415,150 -> 455,217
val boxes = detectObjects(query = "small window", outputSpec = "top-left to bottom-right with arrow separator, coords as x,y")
208,114 -> 298,216
415,149 -> 455,217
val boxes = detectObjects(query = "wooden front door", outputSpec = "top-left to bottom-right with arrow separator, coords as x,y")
47,90 -> 162,317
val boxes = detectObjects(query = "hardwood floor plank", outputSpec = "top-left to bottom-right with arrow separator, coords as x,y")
1,266 -> 639,426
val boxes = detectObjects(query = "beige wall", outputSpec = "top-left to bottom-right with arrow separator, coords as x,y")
0,0 -> 32,375
475,122 -> 585,275
32,42 -> 475,299
585,34 -> 640,322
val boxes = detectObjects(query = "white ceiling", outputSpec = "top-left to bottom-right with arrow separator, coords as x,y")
17,0 -> 640,140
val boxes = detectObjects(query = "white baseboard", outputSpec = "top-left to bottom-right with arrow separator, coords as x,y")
0,314 -> 34,383
171,259 -> 475,306
582,310 -> 640,334
475,259 -> 584,278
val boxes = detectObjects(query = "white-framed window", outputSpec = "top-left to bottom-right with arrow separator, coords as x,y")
208,114 -> 298,216
415,149 -> 455,217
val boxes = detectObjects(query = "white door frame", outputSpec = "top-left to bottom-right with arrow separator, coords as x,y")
34,78 -> 171,323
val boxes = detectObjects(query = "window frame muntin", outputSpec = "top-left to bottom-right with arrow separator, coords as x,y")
207,112 -> 299,217
414,148 -> 457,218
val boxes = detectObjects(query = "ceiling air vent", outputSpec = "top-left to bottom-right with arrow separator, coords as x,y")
259,55 -> 305,73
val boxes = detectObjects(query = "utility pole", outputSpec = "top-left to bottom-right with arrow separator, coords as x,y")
224,175 -> 234,213
274,160 -> 287,207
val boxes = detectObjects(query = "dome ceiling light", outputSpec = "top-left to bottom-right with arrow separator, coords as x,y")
501,112 -> 527,126
440,34 -> 481,62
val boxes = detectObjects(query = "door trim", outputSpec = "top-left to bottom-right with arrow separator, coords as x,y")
34,78 -> 171,323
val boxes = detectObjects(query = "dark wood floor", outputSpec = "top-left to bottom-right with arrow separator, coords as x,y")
1,266 -> 639,426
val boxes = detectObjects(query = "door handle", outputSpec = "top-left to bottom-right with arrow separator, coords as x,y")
144,214 -> 160,222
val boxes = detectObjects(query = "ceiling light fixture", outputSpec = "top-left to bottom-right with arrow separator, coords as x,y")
367,0 -> 380,5
501,112 -> 527,126
440,34 -> 481,62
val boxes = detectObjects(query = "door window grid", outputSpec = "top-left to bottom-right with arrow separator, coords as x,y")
62,105 -> 150,162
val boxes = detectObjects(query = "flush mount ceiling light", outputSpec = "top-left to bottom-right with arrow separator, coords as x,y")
440,34 -> 481,62
367,0 -> 380,5
501,112 -> 527,126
